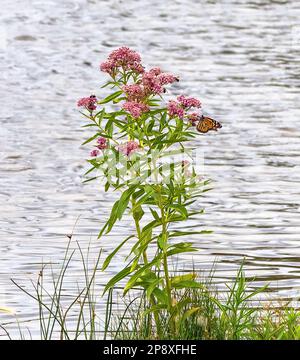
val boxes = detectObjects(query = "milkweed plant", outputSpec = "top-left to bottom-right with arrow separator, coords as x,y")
78,47 -> 221,336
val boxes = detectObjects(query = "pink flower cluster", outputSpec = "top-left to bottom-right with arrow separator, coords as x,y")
90,149 -> 100,157
96,137 -> 108,150
122,84 -> 145,101
122,101 -> 149,118
100,48 -> 179,119
121,66 -> 178,118
177,95 -> 201,108
77,95 -> 98,111
117,141 -> 139,156
167,95 -> 201,120
100,47 -> 144,75
142,67 -> 178,95
167,100 -> 185,119
90,137 -> 108,157
187,112 -> 202,126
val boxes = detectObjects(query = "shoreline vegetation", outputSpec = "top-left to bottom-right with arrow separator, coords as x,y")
2,48 -> 299,341
76,47 -> 226,340
2,238 -> 300,340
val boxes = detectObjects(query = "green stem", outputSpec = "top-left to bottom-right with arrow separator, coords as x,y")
158,187 -> 175,336
131,198 -> 161,338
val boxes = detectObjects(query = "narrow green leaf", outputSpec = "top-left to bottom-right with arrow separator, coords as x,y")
172,280 -> 204,289
102,235 -> 134,271
82,133 -> 100,145
152,288 -> 169,305
143,304 -> 168,316
146,279 -> 161,300
124,255 -> 162,295
98,90 -> 123,104
103,266 -> 132,295
168,204 -> 188,219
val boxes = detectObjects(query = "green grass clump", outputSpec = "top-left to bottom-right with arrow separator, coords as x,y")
3,240 -> 300,340
110,267 -> 300,340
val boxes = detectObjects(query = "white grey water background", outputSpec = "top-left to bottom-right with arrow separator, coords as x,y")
1,0 -> 300,338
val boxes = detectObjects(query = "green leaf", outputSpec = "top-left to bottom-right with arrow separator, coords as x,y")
125,228 -> 154,261
82,133 -> 100,145
141,219 -> 161,234
168,204 -> 188,219
166,242 -> 198,256
152,288 -> 169,305
133,189 -> 154,208
84,166 -> 96,176
98,90 -> 123,104
124,254 -> 162,295
116,186 -> 138,221
105,118 -> 113,137
172,280 -> 204,290
150,208 -> 160,222
180,307 -> 201,323
104,181 -> 110,192
102,235 -> 134,271
103,266 -> 132,295
157,232 -> 168,251
143,304 -> 168,316
146,279 -> 161,300
101,81 -> 118,89
95,108 -> 105,125
171,273 -> 196,287
133,205 -> 144,222
113,96 -> 126,104
82,176 -> 99,184
98,186 -> 138,238
98,199 -> 119,238
81,123 -> 98,128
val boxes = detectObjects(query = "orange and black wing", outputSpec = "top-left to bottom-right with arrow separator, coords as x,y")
196,116 -> 222,133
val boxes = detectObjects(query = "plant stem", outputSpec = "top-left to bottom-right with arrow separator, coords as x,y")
160,207 -> 172,306
131,197 -> 161,337
159,200 -> 175,335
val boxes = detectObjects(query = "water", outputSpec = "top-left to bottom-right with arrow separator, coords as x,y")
1,0 -> 300,338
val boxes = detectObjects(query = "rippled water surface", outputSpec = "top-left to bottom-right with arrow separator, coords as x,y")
1,0 -> 300,338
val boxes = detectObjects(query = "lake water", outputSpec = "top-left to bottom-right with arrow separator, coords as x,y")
1,0 -> 300,338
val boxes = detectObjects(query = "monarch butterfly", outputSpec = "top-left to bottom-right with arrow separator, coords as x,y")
196,116 -> 222,133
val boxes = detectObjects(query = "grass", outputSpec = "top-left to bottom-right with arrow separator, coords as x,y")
110,269 -> 300,340
10,239 -> 103,340
2,239 -> 300,340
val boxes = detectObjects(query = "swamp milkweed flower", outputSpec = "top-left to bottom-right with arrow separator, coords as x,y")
187,112 -> 202,126
177,95 -> 201,109
99,60 -> 116,75
122,101 -> 149,118
167,100 -> 185,119
117,141 -> 140,156
122,84 -> 145,102
100,47 -> 144,75
167,95 -> 201,120
142,67 -> 178,95
77,95 -> 98,111
90,149 -> 100,157
121,69 -> 178,117
96,137 -> 108,150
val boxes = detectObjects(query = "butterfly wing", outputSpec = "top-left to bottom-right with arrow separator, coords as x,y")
196,118 -> 211,133
197,117 -> 222,133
